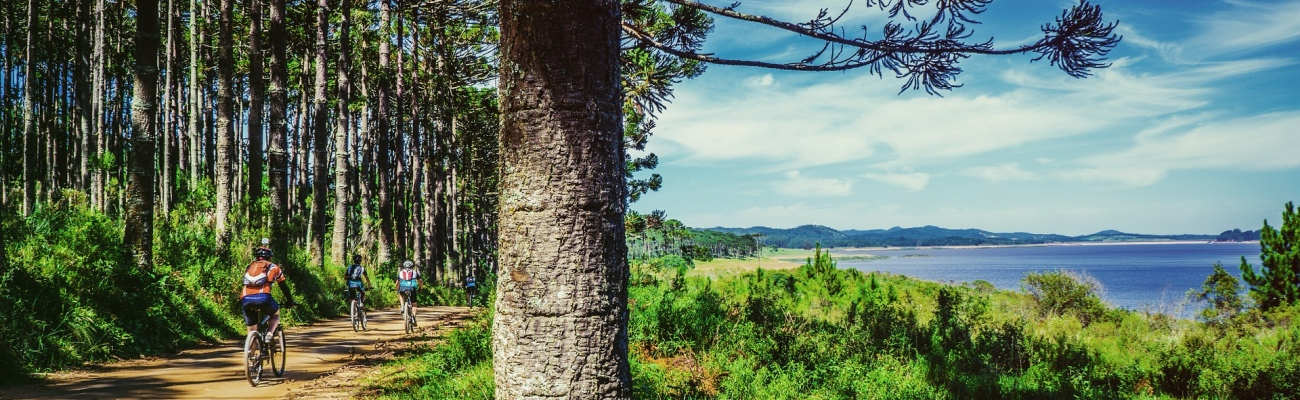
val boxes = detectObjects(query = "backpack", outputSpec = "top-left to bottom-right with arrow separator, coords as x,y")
346,264 -> 364,281
244,261 -> 274,287
398,268 -> 419,290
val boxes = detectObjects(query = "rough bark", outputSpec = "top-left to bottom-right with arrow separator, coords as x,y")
330,0 -> 353,265
267,0 -> 290,265
126,0 -> 160,269
247,0 -> 265,221
493,1 -> 630,398
214,0 -> 234,247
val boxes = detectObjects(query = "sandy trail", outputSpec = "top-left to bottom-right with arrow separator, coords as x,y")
3,306 -> 473,400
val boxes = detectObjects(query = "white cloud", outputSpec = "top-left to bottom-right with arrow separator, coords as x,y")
773,170 -> 853,197
963,163 -> 1037,182
861,171 -> 930,192
747,73 -> 776,87
1118,2 -> 1300,63
1061,111 -> 1300,186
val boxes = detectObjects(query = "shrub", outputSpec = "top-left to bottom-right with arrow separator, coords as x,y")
1022,270 -> 1108,325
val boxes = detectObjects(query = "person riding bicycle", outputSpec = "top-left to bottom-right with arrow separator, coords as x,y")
241,238 -> 295,336
397,260 -> 421,323
344,255 -> 372,309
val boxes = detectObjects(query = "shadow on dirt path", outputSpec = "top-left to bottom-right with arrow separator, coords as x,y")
1,306 -> 474,400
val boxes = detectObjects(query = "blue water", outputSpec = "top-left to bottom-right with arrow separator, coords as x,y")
833,243 -> 1261,314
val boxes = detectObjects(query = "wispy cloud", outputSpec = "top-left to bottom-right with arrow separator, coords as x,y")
861,171 -> 930,192
963,163 -> 1037,182
773,170 -> 853,197
1062,111 -> 1300,186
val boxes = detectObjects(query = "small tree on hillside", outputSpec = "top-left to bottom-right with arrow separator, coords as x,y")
1241,202 -> 1300,310
1193,263 -> 1243,325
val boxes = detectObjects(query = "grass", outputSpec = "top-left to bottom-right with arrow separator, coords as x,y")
365,247 -> 1300,399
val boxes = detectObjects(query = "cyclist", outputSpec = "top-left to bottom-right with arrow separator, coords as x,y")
241,238 -> 295,336
344,255 -> 372,309
397,260 -> 421,323
465,274 -> 477,306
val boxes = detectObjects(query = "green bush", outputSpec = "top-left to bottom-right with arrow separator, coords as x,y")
1022,270 -> 1108,325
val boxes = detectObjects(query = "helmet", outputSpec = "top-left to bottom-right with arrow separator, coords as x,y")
255,238 -> 273,259
402,260 -> 414,269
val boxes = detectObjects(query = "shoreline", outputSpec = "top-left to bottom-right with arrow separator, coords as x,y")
823,240 -> 1259,252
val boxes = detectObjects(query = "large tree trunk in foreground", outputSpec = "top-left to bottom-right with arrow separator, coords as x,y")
214,0 -> 235,248
126,0 -> 160,269
493,1 -> 630,398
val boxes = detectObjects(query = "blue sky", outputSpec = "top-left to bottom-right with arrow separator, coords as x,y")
630,0 -> 1300,235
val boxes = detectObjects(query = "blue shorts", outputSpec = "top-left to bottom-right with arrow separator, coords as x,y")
241,293 -> 280,326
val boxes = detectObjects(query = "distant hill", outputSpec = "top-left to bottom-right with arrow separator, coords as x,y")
706,224 -> 1222,249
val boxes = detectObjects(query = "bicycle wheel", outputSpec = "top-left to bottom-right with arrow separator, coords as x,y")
244,332 -> 264,386
360,304 -> 368,331
403,302 -> 413,334
270,327 -> 286,377
350,299 -> 359,332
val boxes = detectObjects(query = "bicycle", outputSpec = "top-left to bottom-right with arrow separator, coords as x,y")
243,306 -> 289,387
401,292 -> 417,334
349,288 -> 368,332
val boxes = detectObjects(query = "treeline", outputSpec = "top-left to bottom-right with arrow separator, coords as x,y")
711,224 -> 1220,249
0,0 -> 501,284
626,210 -> 760,261
1216,229 -> 1260,242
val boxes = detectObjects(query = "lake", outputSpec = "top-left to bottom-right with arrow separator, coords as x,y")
832,242 -> 1262,315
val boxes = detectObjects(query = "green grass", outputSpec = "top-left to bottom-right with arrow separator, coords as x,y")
367,248 -> 1300,399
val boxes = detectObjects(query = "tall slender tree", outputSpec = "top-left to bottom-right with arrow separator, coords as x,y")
247,0 -> 265,221
213,0 -> 234,246
187,0 -> 201,189
375,0 -> 394,263
308,0 -> 330,265
126,0 -> 161,269
21,0 -> 37,217
266,0 -> 290,265
330,0 -> 353,264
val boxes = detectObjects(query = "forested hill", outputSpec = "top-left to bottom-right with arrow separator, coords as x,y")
707,225 -> 1220,248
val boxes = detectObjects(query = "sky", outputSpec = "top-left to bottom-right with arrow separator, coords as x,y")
629,0 -> 1300,235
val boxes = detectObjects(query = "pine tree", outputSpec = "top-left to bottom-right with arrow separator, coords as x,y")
1241,201 -> 1300,310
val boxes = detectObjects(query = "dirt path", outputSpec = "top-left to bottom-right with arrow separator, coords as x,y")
2,306 -> 474,400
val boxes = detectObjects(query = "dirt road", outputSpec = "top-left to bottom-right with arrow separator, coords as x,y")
3,306 -> 473,400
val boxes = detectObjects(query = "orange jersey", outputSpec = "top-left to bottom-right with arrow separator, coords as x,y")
241,260 -> 286,299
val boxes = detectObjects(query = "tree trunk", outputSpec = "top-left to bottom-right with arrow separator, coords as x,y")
21,0 -> 37,216
375,0 -> 394,263
247,0 -> 264,222
127,0 -> 161,269
267,0 -> 290,266
214,0 -> 234,247
187,0 -> 201,190
330,0 -> 353,265
76,0 -> 92,196
160,0 -> 176,215
493,1 -> 630,398
307,0 -> 330,265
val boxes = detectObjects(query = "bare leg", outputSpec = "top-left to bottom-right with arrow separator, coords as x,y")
246,324 -> 258,335
267,311 -> 281,334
